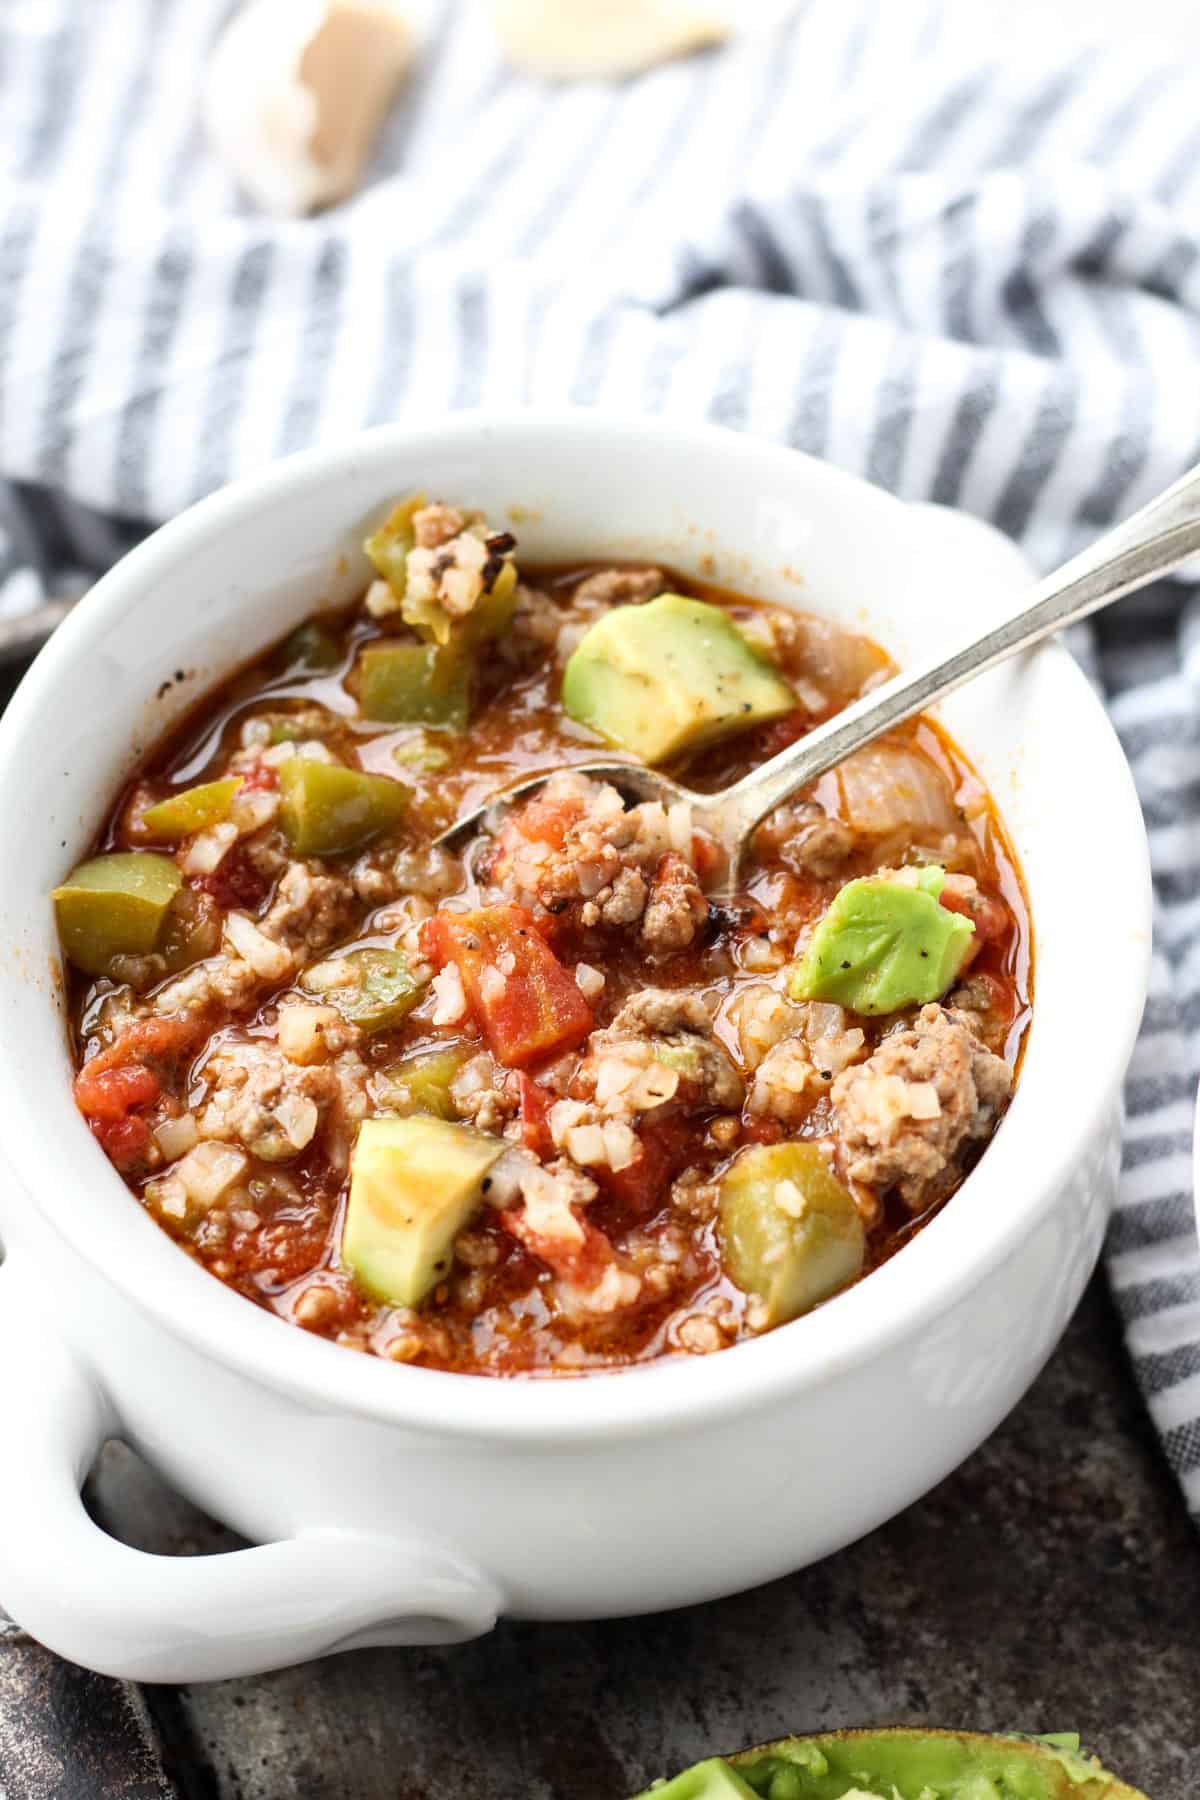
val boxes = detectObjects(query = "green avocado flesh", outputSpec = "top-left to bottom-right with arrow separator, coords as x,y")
634,1731 -> 1148,1800
342,1115 -> 503,1307
789,866 -> 974,1016
640,1760 -> 759,1799
562,594 -> 794,764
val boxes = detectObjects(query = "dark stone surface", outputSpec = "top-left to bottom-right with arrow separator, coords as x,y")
0,1622 -> 177,1799
81,1276 -> 1198,1800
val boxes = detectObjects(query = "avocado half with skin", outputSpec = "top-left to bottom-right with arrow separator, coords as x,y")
632,1729 -> 1150,1800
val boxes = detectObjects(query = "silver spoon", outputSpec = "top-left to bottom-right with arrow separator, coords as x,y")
439,461 -> 1200,893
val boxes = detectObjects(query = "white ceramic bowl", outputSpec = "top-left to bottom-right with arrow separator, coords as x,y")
0,413 -> 1151,1682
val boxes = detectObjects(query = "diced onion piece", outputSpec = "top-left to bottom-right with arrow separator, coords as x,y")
565,1124 -> 608,1167
836,744 -> 958,840
430,963 -> 467,1026
277,1001 -> 342,1064
784,614 -> 892,702
154,1114 -> 200,1162
520,1162 -> 587,1246
574,962 -> 605,1001
176,1141 -> 249,1208
601,1120 -> 640,1171
479,966 -> 508,1005
182,822 -> 239,876
230,787 -> 280,833
366,577 -> 402,619
275,1093 -> 320,1151
223,910 -> 294,980
667,801 -> 693,855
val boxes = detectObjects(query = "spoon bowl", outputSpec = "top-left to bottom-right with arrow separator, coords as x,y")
438,455 -> 1200,891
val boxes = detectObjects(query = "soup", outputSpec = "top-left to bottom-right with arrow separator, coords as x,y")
55,495 -> 1030,1376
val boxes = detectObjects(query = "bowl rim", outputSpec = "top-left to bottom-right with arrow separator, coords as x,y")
0,410 -> 1152,1444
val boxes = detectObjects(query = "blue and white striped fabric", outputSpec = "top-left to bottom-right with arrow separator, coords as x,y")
2,0 -> 1200,1514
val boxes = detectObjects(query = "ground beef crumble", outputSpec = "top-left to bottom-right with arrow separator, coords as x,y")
831,1003 -> 1012,1210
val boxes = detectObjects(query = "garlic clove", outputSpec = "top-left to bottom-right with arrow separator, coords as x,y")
489,0 -> 730,82
203,0 -> 416,217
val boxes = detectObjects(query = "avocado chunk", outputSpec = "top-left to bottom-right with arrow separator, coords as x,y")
788,865 -> 974,1016
343,1116 -> 503,1307
718,1142 -> 864,1327
278,758 -> 408,857
636,1759 -> 759,1800
53,852 -> 183,977
141,778 -> 243,841
638,1730 -> 1148,1800
562,594 -> 794,764
300,947 -> 423,1034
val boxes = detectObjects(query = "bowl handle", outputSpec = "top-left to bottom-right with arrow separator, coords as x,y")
0,1259 -> 500,1682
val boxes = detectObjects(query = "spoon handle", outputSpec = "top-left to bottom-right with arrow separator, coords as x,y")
712,458 -> 1200,843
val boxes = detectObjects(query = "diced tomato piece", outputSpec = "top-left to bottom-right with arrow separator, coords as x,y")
499,1209 -> 613,1288
939,886 -> 1009,974
422,905 -> 593,1069
690,831 -> 724,884
91,1113 -> 153,1167
516,1073 -> 553,1156
938,884 -> 1006,938
503,788 -> 574,850
194,843 -> 272,911
75,1063 -> 160,1122
239,760 -> 278,793
594,1116 -> 692,1221
751,711 -> 809,760
75,1015 -> 197,1099
741,1114 -> 785,1147
74,1014 -> 201,1171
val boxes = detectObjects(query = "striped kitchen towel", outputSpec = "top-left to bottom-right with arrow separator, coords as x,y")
1,0 -> 1199,1512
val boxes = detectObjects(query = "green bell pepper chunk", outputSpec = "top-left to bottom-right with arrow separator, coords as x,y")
280,618 -> 343,673
377,1045 -> 472,1121
278,759 -> 407,858
392,734 -> 452,772
788,865 -> 975,1016
458,557 -> 518,647
141,778 -> 243,841
301,947 -> 423,1033
364,492 -> 425,599
356,640 -> 473,731
404,537 -> 519,649
718,1142 -> 865,1327
53,852 -> 183,977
